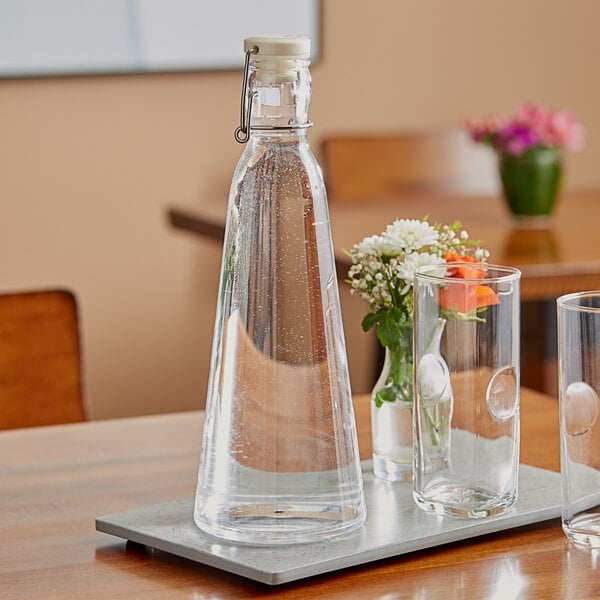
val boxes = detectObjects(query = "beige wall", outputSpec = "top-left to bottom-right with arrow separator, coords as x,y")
1,0 -> 599,419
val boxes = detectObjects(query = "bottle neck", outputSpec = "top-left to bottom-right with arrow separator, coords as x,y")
247,128 -> 309,149
248,57 -> 311,131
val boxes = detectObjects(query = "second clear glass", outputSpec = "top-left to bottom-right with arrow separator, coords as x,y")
558,291 -> 600,548
413,263 -> 521,518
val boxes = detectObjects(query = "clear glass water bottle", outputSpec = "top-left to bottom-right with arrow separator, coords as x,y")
193,35 -> 366,545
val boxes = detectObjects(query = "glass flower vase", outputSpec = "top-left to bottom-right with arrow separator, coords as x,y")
499,146 -> 562,229
371,320 -> 415,482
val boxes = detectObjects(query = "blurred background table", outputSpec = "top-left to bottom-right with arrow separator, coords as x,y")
169,187 -> 600,396
329,189 -> 600,302
169,188 -> 600,302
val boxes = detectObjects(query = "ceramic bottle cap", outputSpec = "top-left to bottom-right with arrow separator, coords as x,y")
244,35 -> 310,59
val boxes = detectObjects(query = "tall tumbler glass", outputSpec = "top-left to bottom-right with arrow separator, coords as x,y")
413,263 -> 521,518
558,292 -> 600,548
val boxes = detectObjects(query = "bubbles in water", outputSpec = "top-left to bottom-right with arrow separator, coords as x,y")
565,382 -> 599,437
486,365 -> 518,421
418,353 -> 451,408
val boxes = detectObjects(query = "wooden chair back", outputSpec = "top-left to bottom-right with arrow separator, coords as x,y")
0,289 -> 85,430
322,129 -> 498,202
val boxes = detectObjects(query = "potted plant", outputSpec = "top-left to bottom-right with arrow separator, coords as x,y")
466,103 -> 585,228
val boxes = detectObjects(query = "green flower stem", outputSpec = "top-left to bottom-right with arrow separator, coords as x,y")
423,405 -> 444,447
373,320 -> 413,408
386,335 -> 413,402
419,318 -> 450,449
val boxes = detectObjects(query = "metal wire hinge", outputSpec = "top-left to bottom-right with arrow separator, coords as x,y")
234,46 -> 258,144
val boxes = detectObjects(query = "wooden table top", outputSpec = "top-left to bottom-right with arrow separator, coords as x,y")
330,188 -> 600,302
169,187 -> 600,302
3,389 -> 599,599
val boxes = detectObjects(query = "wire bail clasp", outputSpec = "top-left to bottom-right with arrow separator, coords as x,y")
234,46 -> 258,144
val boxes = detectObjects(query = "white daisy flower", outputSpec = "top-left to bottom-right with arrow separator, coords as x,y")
382,219 -> 439,253
396,252 -> 445,282
354,234 -> 397,256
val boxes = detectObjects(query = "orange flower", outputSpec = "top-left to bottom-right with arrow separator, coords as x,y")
440,253 -> 500,313
444,252 -> 486,279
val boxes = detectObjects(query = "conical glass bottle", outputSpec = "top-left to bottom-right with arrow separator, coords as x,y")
193,35 -> 366,545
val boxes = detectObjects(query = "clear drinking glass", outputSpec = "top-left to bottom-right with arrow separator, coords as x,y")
558,292 -> 600,548
413,263 -> 521,518
193,36 -> 366,545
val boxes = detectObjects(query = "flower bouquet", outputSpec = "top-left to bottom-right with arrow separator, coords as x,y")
465,103 -> 585,225
346,217 -> 492,481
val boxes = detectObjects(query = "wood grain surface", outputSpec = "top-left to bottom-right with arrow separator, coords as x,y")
3,389 -> 596,599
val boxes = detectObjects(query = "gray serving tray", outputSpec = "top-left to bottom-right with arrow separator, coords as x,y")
96,462 -> 561,585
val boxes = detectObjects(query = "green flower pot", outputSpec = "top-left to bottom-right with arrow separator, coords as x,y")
499,147 -> 562,228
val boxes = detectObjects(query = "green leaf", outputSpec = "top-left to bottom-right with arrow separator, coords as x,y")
375,307 -> 404,350
361,311 -> 380,333
374,386 -> 397,407
362,307 -> 409,350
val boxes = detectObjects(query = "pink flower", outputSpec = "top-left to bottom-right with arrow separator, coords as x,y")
465,103 -> 585,155
515,103 -> 553,131
497,123 -> 539,156
515,103 -> 585,151
547,110 -> 586,151
464,114 -> 505,142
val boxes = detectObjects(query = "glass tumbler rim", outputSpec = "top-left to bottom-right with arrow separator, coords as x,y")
414,262 -> 521,285
557,290 -> 600,313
